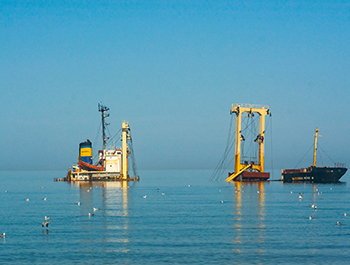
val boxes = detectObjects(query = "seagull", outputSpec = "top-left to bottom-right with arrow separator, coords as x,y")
162,193 -> 165,195
0,233 -> 5,238
45,216 -> 50,220
77,202 -> 80,206
93,208 -> 99,211
42,221 -> 51,227
257,191 -> 260,194
299,193 -> 304,199
290,191 -> 293,193
220,201 -> 224,203
309,216 -> 312,220
5,191 -> 8,193
143,195 -> 147,199
337,222 -> 341,225
344,213 -> 347,216
43,198 -> 47,201
25,198 -> 29,201
88,213 -> 94,217
188,185 -> 191,187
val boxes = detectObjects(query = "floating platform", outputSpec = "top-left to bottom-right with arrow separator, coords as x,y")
228,171 -> 270,182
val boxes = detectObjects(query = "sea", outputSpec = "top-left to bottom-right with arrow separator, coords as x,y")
1,169 -> 350,264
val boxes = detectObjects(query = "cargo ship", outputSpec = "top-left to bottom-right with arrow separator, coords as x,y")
66,103 -> 139,182
281,128 -> 347,182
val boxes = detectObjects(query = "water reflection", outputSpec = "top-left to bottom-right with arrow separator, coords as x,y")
70,181 -> 130,250
233,182 -> 266,253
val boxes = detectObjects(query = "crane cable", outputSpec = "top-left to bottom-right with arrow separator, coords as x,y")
210,114 -> 235,181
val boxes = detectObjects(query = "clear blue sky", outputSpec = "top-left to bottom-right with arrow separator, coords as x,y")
1,1 -> 349,173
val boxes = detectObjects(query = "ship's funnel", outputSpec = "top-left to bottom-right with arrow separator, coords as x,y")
79,139 -> 92,164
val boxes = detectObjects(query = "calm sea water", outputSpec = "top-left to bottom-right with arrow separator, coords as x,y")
1,169 -> 350,264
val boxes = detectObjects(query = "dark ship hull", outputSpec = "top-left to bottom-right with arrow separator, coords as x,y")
282,166 -> 347,183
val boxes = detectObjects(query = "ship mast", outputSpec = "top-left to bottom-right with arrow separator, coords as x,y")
313,128 -> 321,167
98,102 -> 109,150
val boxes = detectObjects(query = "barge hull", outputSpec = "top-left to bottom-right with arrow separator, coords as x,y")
282,167 -> 347,183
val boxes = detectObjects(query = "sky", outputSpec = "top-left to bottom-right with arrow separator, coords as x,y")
0,1 -> 349,175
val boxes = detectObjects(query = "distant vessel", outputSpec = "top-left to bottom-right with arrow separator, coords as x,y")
281,128 -> 347,182
66,103 -> 139,182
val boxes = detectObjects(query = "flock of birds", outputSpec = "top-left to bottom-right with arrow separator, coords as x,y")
0,186 -> 105,238
1,184 -> 348,238
297,191 -> 345,225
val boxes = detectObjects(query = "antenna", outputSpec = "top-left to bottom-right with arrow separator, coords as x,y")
98,102 -> 110,150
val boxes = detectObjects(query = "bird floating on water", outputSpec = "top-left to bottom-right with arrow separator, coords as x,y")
220,201 -> 224,203
88,213 -> 94,217
45,216 -> 50,220
188,185 -> 191,187
143,195 -> 147,199
25,198 -> 29,201
337,222 -> 341,225
309,216 -> 312,220
42,221 -> 51,227
77,202 -> 80,206
344,213 -> 347,216
0,233 -> 5,238
43,198 -> 47,201
93,208 -> 99,211
162,193 -> 165,195
299,193 -> 304,199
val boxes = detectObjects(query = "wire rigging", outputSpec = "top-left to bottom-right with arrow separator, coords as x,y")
294,143 -> 314,168
318,144 -> 335,165
128,135 -> 138,178
210,114 -> 235,181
